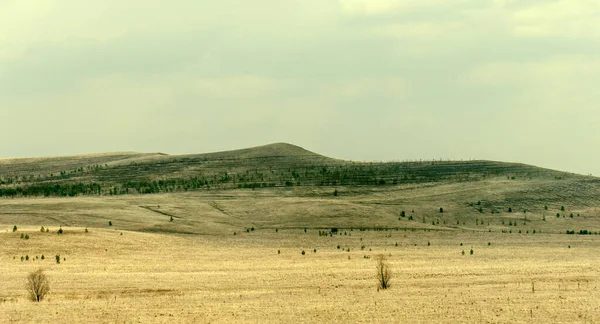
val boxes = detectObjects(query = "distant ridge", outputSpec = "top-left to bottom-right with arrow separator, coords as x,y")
0,142 -> 591,198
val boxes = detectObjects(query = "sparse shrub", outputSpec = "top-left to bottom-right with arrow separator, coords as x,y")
556,213 -> 560,217
427,241 -> 431,246
246,229 -> 250,233
277,250 -> 280,255
561,206 -> 565,211
275,228 -> 278,233
460,243 -> 463,246
170,216 -> 174,222
251,227 -> 255,231
333,190 -> 338,197
462,250 -> 465,255
25,234 -> 29,240
408,216 -> 414,221
13,225 -> 17,232
45,228 -> 49,233
20,233 -> 24,239
376,255 -> 392,290
570,213 -> 573,218
313,249 -> 317,253
57,227 -> 63,235
470,248 -> 474,255
439,207 -> 444,213
303,228 -> 306,233
508,207 -> 512,213
109,221 -> 112,226
27,269 -> 50,302
55,255 -> 60,264
395,242 -> 398,247
400,211 -> 406,217
337,245 -> 340,249
488,242 -> 491,246
40,226 -> 45,232
301,250 -> 305,255
85,227 -> 88,233
41,255 -> 45,260
21,256 -> 24,261
26,255 -> 29,261
544,205 -> 548,210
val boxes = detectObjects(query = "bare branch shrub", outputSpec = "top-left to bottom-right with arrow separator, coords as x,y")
376,255 -> 392,290
27,269 -> 50,302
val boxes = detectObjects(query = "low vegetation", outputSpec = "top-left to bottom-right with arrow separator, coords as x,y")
26,269 -> 50,302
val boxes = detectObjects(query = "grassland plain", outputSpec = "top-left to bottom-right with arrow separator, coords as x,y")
1,144 -> 600,323
1,224 -> 600,323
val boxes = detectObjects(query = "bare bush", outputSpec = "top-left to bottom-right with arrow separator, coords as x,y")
27,269 -> 50,302
376,255 -> 392,290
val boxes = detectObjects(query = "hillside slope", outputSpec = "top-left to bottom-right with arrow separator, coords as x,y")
0,143 -> 591,198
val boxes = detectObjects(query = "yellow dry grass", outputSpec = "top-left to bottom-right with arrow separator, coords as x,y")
1,223 -> 599,323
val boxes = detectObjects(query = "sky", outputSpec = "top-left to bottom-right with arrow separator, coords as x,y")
1,0 -> 599,176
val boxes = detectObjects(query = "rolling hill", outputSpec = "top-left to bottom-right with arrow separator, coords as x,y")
0,142 -> 590,198
1,143 -> 599,236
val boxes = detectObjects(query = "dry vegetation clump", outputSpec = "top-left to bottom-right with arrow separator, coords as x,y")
26,269 -> 50,302
376,255 -> 392,290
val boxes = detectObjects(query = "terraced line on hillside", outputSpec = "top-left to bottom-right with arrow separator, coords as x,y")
208,201 -> 256,229
139,206 -> 181,219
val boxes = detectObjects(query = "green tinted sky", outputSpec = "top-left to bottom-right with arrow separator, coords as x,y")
1,0 -> 598,175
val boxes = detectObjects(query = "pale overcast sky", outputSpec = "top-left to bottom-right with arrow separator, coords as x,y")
1,0 -> 598,175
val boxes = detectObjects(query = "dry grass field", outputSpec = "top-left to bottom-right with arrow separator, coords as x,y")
1,144 -> 600,323
1,222 -> 600,323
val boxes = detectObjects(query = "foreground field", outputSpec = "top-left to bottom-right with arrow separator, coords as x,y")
1,224 -> 599,323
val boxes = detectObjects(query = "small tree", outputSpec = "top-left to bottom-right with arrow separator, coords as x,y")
26,269 -> 50,302
13,225 -> 17,232
376,255 -> 392,290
